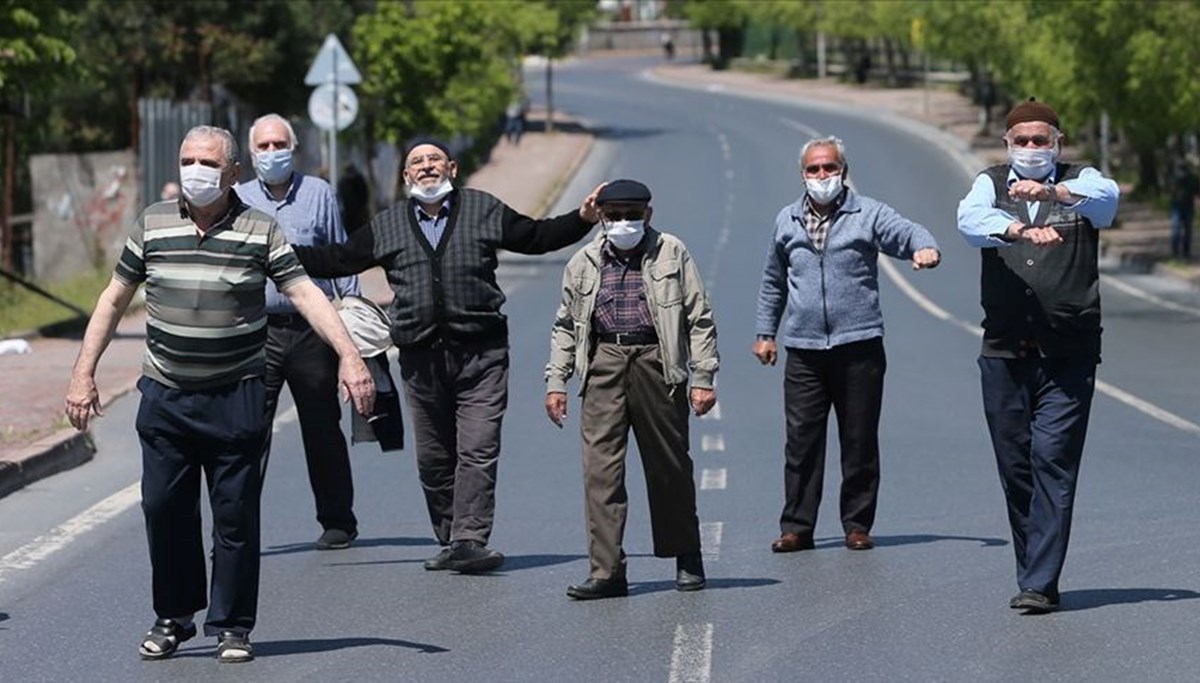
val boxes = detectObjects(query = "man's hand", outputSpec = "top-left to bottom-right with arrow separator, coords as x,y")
753,338 -> 778,366
545,391 -> 568,427
579,183 -> 605,223
1008,179 -> 1054,202
690,387 -> 716,416
912,247 -> 941,270
64,373 -> 103,431
1022,226 -> 1064,246
337,355 -> 375,416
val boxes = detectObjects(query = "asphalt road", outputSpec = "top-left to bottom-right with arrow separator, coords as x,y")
1,57 -> 1198,683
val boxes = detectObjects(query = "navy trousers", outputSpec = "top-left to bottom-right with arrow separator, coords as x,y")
137,376 -> 268,636
978,355 -> 1096,596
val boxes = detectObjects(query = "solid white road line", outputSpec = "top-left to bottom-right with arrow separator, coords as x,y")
700,522 -> 723,560
878,257 -> 1200,434
700,468 -> 727,490
668,623 -> 714,683
0,481 -> 141,586
700,434 -> 725,452
1100,273 -> 1200,318
779,116 -> 823,140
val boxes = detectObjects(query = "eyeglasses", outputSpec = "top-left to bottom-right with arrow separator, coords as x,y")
803,163 -> 842,175
1008,135 -> 1053,148
602,210 -> 645,221
407,153 -> 446,168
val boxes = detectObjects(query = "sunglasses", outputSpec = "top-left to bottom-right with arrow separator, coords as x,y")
602,210 -> 645,221
1008,135 -> 1053,147
803,163 -> 842,175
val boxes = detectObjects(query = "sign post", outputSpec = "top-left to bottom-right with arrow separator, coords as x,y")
304,34 -> 361,192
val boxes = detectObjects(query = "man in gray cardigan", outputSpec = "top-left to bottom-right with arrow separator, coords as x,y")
754,136 -> 940,554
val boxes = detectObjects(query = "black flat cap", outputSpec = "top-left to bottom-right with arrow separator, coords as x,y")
403,136 -> 453,162
596,179 -> 651,205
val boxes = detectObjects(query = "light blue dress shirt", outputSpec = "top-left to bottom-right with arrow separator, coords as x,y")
236,172 -> 360,313
957,165 -> 1120,248
414,198 -> 452,248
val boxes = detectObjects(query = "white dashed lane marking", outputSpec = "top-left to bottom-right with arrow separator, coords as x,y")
700,468 -> 727,490
700,434 -> 725,452
668,623 -> 714,683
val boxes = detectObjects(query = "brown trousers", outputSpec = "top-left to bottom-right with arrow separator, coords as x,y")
579,343 -> 701,580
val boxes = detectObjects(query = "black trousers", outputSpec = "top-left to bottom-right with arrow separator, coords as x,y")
979,355 -> 1096,595
398,342 -> 508,546
579,343 -> 701,580
137,376 -> 267,636
263,322 -> 356,534
781,338 -> 886,536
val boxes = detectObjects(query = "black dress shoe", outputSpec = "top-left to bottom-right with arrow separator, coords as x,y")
1011,589 -> 1060,614
675,554 -> 706,592
315,528 -> 358,550
445,540 -> 505,573
566,577 -> 629,600
424,546 -> 454,571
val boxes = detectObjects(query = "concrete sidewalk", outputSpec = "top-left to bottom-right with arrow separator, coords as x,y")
653,62 -> 1200,288
0,108 -> 593,498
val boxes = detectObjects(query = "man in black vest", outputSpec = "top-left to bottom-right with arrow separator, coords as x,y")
957,100 -> 1119,614
294,138 -> 601,573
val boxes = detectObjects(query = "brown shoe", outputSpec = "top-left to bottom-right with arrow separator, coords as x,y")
771,532 -> 815,553
845,530 -> 874,550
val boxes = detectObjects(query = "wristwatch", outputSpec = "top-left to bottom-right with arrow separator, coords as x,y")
1043,182 -> 1057,203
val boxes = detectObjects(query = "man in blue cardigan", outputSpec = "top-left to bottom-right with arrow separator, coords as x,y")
754,136 -> 941,554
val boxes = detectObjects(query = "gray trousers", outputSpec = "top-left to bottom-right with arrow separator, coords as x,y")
398,342 -> 508,546
580,343 -> 701,580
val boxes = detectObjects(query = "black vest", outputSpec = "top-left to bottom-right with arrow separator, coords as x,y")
370,188 -> 509,348
979,163 -> 1101,359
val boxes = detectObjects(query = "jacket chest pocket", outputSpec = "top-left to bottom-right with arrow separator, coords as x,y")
572,273 -> 597,320
648,259 -> 682,307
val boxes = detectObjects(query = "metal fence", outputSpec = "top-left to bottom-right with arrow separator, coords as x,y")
137,98 -> 213,210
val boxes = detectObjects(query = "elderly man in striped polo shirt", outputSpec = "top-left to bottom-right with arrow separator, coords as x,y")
65,125 -> 374,663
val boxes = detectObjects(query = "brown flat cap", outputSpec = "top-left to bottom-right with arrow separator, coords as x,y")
1006,98 -> 1060,130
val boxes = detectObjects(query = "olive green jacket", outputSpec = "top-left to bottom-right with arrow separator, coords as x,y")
545,227 -> 719,395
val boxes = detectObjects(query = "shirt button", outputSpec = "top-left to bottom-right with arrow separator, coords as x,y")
1026,259 -> 1035,267
1025,315 -> 1034,322
1025,288 -> 1033,296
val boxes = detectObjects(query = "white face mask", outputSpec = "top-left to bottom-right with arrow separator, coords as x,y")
407,177 -> 454,203
1008,146 -> 1058,179
805,174 -> 843,205
180,163 -> 225,207
254,148 -> 294,185
604,219 -> 645,251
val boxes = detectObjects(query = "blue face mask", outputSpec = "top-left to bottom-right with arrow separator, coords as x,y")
254,148 -> 294,185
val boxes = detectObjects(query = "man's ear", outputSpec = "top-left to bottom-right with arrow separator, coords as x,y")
448,160 -> 458,180
644,205 -> 653,223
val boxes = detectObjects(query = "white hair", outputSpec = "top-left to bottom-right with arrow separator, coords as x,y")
181,126 -> 238,168
798,135 -> 849,178
248,113 -> 298,151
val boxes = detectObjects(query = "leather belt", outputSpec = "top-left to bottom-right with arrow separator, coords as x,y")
596,331 -> 658,345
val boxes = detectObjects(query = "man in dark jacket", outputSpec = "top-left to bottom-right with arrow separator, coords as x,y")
957,99 -> 1119,614
294,137 -> 600,573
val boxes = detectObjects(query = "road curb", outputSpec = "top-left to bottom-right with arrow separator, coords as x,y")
0,429 -> 96,499
0,380 -> 138,500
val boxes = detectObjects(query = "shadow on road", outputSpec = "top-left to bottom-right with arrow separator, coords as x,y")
812,534 -> 1008,549
1062,587 -> 1200,612
0,611 -> 8,630
630,577 -> 781,596
323,553 -> 585,572
174,636 -> 449,659
261,536 -> 438,557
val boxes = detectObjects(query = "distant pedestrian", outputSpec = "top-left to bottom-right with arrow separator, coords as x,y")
754,136 -> 940,555
957,98 -> 1120,614
64,125 -> 373,662
159,181 -> 180,201
545,179 -> 717,600
292,137 -> 602,574
338,163 -> 372,235
661,32 -> 675,61
504,98 -> 526,145
237,113 -> 363,551
1168,159 -> 1198,260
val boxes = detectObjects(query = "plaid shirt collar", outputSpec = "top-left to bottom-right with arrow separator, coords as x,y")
801,191 -> 844,251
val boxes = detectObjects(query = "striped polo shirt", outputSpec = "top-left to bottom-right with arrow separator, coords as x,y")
113,192 -> 310,390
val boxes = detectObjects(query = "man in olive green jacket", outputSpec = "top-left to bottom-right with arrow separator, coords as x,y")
544,179 -> 718,600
